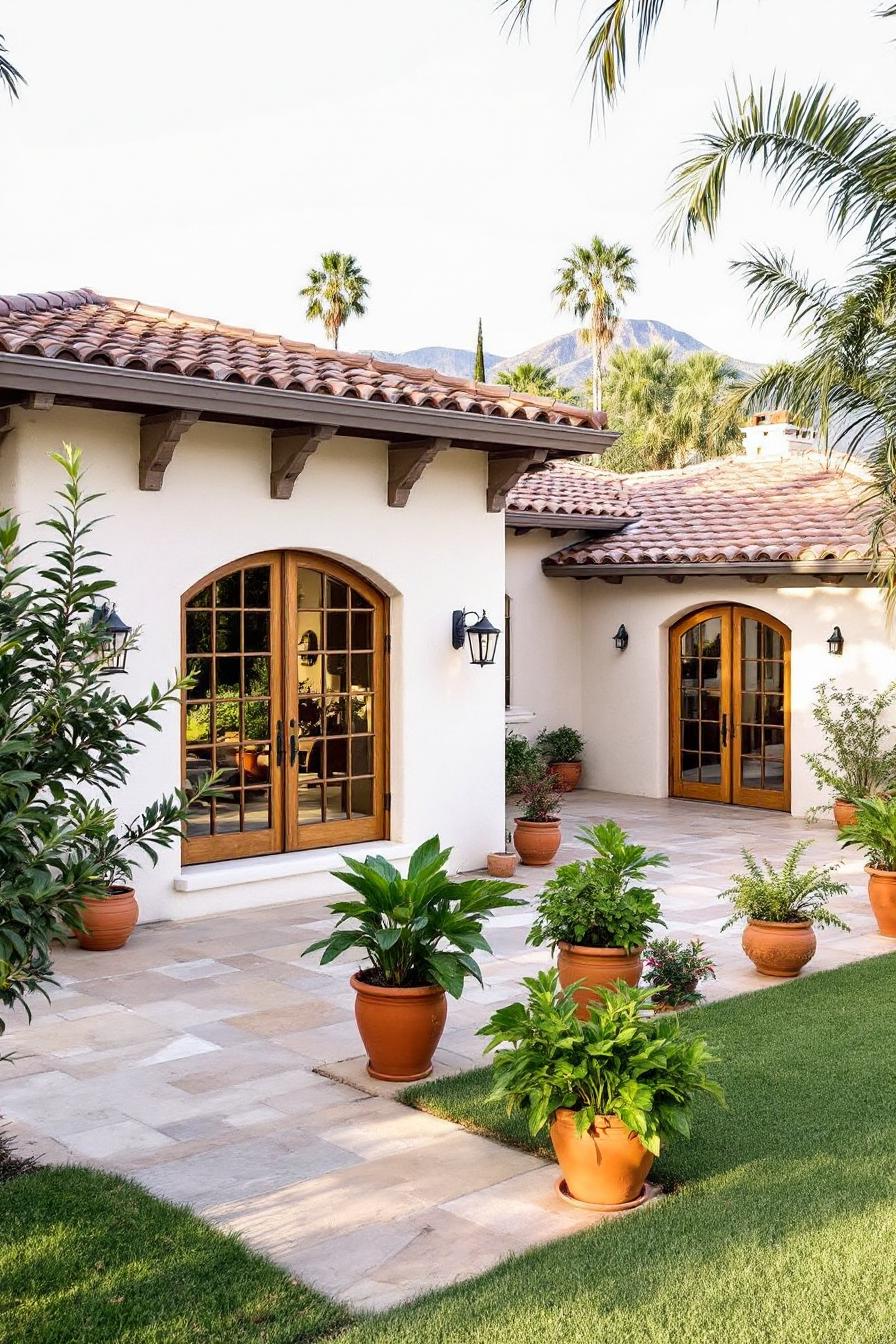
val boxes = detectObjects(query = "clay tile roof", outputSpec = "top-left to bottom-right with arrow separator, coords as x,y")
507,459 -> 638,519
0,289 -> 606,432
542,453 -> 876,568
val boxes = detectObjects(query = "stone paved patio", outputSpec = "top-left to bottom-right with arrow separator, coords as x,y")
2,792 -> 889,1309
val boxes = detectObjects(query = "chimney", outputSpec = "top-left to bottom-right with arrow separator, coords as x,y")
741,411 -> 815,459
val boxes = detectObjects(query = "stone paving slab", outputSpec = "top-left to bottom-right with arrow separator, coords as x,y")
1,791 -> 892,1308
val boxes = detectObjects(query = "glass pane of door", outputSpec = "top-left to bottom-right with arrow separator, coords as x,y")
677,616 -> 723,786
738,616 -> 787,797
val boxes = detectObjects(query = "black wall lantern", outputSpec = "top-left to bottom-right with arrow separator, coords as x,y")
452,609 -> 501,667
613,623 -> 629,652
91,601 -> 132,675
827,625 -> 845,656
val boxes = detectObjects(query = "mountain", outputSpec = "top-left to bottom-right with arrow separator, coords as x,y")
367,320 -> 760,388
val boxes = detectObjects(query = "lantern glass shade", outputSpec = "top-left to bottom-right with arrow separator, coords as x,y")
827,625 -> 844,656
91,601 -> 132,674
465,612 -> 500,667
613,623 -> 629,651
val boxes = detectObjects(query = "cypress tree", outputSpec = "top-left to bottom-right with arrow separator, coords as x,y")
473,318 -> 485,383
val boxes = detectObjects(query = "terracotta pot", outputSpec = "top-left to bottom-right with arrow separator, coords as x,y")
557,942 -> 643,1019
486,852 -> 518,878
75,886 -> 139,951
550,1108 -> 654,1207
866,866 -> 896,937
513,818 -> 561,866
741,918 -> 816,977
350,974 -> 447,1081
548,761 -> 582,793
834,799 -> 857,829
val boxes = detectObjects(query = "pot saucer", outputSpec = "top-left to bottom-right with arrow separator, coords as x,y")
554,1177 -> 657,1213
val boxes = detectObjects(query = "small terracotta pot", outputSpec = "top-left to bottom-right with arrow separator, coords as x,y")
866,866 -> 896,937
834,799 -> 857,829
557,942 -> 643,1019
741,918 -> 816,977
351,974 -> 447,1081
487,852 -> 518,878
513,818 -> 561,866
75,886 -> 139,951
548,761 -> 582,793
550,1108 -> 654,1207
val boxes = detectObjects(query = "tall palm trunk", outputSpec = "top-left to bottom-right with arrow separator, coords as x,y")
591,318 -> 600,413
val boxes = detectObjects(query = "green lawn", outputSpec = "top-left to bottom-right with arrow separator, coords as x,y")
4,955 -> 896,1344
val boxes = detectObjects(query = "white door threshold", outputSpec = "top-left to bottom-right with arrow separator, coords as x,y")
174,839 -> 413,894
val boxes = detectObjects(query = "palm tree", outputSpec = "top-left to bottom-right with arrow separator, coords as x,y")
495,362 -> 575,400
553,237 -> 636,413
300,252 -> 369,350
0,32 -> 23,99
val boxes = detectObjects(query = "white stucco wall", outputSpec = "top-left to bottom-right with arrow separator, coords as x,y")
6,406 -> 506,922
505,532 -> 896,818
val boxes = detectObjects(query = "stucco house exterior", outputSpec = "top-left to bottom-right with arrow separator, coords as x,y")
1,290 -> 890,926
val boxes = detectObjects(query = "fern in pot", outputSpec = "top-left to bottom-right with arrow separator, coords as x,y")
304,836 -> 523,1081
720,840 -> 849,977
805,681 -> 896,827
839,796 -> 896,936
535,725 -> 586,792
528,820 -> 667,1017
479,970 -> 723,1209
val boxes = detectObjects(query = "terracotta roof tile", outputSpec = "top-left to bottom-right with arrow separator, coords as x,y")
541,454 -> 876,567
507,460 -> 638,519
0,289 -> 606,431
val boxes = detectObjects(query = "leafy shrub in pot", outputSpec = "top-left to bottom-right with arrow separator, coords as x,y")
303,836 -> 523,1080
528,820 -> 667,1015
805,680 -> 896,825
536,725 -> 586,792
643,937 -> 716,1011
720,841 -> 849,977
513,760 -> 564,866
478,970 -> 724,1207
839,796 -> 896,935
505,730 -> 541,796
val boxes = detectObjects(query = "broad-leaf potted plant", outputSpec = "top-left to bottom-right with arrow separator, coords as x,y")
479,970 -> 724,1209
643,937 -> 716,1012
720,840 -> 849,977
535,725 -> 586,792
527,820 -> 667,1016
303,836 -> 523,1081
839,796 -> 896,935
487,830 -> 518,879
513,759 -> 564,866
805,680 -> 896,827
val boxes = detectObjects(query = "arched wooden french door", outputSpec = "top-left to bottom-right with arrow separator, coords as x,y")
182,552 -> 388,864
669,605 -> 790,811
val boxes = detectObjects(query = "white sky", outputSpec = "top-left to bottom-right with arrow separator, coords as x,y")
1,1 -> 892,364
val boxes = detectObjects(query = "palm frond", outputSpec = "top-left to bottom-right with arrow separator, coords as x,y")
0,33 -> 24,100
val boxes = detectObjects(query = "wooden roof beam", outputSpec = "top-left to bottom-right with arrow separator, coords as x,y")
387,437 -> 451,507
486,449 -> 548,513
270,423 -> 337,500
139,409 -> 201,491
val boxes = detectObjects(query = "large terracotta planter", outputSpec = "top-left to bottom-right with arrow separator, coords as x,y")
351,974 -> 447,1081
513,818 -> 561,866
557,942 -> 643,1019
866,866 -> 896,937
487,852 -> 518,878
548,761 -> 582,793
741,918 -> 816,977
550,1108 -> 654,1207
75,885 -> 139,951
834,799 -> 857,829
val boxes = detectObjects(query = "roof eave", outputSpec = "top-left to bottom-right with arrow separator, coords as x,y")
504,511 -> 632,533
541,558 -> 875,579
0,353 -> 618,455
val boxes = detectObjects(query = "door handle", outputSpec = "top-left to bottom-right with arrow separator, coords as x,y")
721,713 -> 728,748
289,718 -> 297,768
276,720 -> 284,767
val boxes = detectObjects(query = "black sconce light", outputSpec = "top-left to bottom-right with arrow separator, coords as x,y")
90,601 -> 132,675
613,623 -> 629,652
452,609 -> 501,667
827,625 -> 844,657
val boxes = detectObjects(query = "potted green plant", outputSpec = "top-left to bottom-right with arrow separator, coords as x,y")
478,970 -> 723,1209
487,830 -> 518,879
513,758 -> 564,866
505,729 -> 540,796
536,725 -> 586,792
839,796 -> 896,936
303,835 -> 523,1081
643,937 -> 716,1011
805,680 -> 896,827
527,820 -> 667,1017
720,840 -> 849,977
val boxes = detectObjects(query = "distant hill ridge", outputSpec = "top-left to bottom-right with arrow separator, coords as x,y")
365,319 -> 760,387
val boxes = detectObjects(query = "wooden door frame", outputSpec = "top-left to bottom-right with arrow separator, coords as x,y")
668,603 -> 791,813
